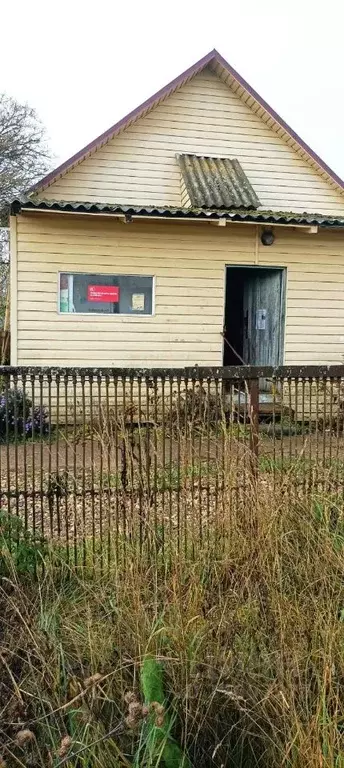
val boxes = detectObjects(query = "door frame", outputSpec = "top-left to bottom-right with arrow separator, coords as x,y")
223,264 -> 287,366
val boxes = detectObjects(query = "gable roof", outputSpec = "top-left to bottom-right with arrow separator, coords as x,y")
29,49 -> 344,196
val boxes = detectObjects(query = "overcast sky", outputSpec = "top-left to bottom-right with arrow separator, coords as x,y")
1,0 -> 343,181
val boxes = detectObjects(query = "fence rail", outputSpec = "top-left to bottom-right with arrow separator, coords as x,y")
0,365 -> 343,569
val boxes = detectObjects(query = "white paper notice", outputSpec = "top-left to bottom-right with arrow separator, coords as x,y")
132,293 -> 145,311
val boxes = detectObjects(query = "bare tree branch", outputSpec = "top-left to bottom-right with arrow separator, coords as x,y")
0,94 -> 51,327
0,93 -> 52,226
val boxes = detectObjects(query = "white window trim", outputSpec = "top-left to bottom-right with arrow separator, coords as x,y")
57,271 -> 156,317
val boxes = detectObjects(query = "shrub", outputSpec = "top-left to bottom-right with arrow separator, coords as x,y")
167,382 -> 224,432
24,404 -> 49,436
0,388 -> 49,438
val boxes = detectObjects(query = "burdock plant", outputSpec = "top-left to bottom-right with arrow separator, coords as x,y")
135,656 -> 191,768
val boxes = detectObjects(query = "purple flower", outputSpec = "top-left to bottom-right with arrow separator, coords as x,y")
0,388 -> 49,439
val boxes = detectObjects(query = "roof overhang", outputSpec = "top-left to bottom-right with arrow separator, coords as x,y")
10,198 -> 344,229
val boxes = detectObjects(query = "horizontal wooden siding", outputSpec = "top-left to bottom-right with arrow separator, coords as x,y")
38,69 -> 344,215
14,212 -> 344,368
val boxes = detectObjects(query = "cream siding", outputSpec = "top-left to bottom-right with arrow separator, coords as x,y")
180,173 -> 191,207
14,212 -> 344,367
37,69 -> 344,216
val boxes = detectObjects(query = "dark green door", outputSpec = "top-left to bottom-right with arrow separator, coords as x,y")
243,269 -> 285,367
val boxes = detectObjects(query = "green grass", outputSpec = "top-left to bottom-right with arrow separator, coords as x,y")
258,454 -> 344,479
100,455 -> 344,492
101,461 -> 219,493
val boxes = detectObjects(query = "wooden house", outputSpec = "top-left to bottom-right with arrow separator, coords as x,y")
10,49 -> 344,372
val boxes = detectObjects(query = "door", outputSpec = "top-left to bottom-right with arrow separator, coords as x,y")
243,269 -> 285,367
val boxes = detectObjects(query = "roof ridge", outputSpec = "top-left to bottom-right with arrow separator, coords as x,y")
28,49 -> 344,195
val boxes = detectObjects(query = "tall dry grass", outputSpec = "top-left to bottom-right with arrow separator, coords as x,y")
0,479 -> 343,767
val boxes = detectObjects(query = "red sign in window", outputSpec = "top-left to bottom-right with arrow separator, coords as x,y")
87,285 -> 120,302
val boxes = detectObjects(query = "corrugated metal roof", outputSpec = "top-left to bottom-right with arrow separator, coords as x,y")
11,198 -> 344,227
177,154 -> 260,208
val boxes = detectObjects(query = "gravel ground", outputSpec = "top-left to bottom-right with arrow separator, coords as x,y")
1,431 -> 343,548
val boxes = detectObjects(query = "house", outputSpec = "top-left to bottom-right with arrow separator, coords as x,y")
9,49 -> 344,372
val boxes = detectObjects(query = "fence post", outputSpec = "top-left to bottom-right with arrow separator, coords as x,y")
249,378 -> 259,480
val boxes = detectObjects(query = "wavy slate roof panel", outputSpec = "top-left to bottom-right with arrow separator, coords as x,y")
177,154 -> 260,209
11,198 -> 344,227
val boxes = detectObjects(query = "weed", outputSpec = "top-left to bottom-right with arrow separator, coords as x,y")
0,509 -> 46,577
0,485 -> 343,767
133,657 -> 191,766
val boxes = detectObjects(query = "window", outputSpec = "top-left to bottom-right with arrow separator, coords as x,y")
59,273 -> 154,315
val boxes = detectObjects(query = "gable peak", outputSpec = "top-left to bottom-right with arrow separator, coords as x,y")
29,48 -> 344,196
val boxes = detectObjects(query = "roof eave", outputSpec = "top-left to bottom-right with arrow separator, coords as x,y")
11,198 -> 344,228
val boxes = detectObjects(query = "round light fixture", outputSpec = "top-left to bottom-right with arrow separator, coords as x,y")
261,228 -> 275,246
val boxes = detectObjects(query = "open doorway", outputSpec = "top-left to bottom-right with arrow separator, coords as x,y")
223,266 -> 286,367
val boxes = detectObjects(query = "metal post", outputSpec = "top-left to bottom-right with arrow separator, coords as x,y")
249,378 -> 259,480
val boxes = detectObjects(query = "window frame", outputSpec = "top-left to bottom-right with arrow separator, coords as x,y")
57,271 -> 156,317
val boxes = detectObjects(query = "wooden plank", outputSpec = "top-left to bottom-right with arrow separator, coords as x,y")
17,318 -> 222,332
9,216 -> 17,365
17,350 -> 221,362
18,340 -> 221,351
18,329 -> 218,341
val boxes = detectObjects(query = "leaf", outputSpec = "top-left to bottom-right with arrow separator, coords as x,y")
141,657 -> 164,705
